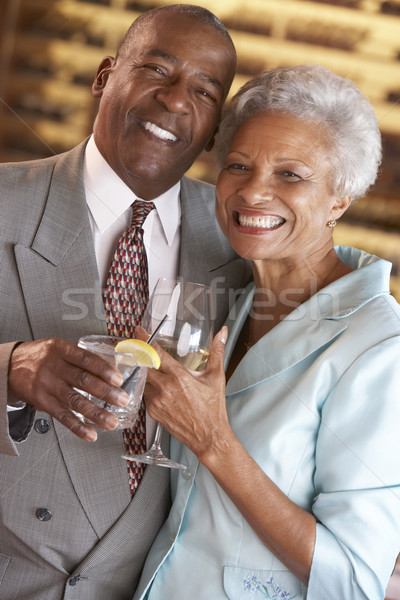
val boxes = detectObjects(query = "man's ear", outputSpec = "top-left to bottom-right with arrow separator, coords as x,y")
329,195 -> 352,221
92,56 -> 116,97
205,138 -> 215,152
205,125 -> 220,153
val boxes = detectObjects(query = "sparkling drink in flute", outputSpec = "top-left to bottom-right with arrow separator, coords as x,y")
121,278 -> 214,470
154,334 -> 210,371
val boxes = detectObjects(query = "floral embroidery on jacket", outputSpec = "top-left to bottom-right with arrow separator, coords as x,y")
243,575 -> 297,599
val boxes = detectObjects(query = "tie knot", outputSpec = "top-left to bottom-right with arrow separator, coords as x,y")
131,200 -> 155,228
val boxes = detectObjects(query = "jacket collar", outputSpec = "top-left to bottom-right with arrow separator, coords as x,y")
224,247 -> 392,395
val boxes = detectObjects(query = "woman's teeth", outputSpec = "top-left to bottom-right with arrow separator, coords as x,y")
238,214 -> 285,229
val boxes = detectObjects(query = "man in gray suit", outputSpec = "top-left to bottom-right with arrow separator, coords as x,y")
0,5 -> 249,599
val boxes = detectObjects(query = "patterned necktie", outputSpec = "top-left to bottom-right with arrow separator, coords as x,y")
103,200 -> 155,495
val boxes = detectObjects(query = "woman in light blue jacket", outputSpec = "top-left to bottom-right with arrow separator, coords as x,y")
135,64 -> 400,600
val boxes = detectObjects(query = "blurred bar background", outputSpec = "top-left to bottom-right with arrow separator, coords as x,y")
0,0 -> 399,301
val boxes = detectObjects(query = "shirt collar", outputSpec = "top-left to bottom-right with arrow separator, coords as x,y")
83,135 -> 181,245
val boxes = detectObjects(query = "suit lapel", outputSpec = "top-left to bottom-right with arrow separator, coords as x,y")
29,142 -> 91,266
14,142 -> 107,341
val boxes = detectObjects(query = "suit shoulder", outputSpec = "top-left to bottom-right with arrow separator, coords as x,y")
0,153 -> 61,191
0,142 -> 86,186
0,151 -> 61,171
0,144 -> 86,224
181,176 -> 215,204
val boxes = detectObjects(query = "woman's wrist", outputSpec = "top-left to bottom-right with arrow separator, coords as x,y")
197,427 -> 242,471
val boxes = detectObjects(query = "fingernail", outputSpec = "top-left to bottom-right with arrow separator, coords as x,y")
104,414 -> 119,429
220,326 -> 228,344
117,391 -> 130,406
87,429 -> 97,442
110,370 -> 124,386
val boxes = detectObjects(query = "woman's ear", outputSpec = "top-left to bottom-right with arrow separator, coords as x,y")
92,56 -> 116,98
329,195 -> 352,221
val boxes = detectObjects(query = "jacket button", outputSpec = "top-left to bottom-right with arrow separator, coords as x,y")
34,419 -> 51,434
36,508 -> 52,522
69,574 -> 81,586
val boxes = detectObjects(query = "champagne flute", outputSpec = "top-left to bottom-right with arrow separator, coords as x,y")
121,278 -> 214,470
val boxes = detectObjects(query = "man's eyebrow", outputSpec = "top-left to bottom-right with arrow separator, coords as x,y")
196,72 -> 223,92
144,49 -> 223,92
145,49 -> 179,64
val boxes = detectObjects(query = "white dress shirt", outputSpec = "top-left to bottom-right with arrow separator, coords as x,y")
83,136 -> 181,444
84,135 -> 181,294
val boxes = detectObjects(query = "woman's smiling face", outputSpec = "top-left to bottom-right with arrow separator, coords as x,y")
216,111 -> 348,264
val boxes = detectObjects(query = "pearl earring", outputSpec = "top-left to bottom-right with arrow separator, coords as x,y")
327,220 -> 337,229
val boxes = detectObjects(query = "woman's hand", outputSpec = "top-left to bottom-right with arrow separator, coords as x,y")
143,327 -> 234,461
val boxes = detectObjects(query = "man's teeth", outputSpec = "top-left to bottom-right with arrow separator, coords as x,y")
144,121 -> 177,142
238,214 -> 285,229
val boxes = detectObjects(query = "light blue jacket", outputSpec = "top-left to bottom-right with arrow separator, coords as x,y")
134,246 -> 400,600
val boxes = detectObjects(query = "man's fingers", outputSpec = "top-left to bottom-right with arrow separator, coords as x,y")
10,338 -> 122,389
57,362 -> 129,408
51,404 -> 99,442
62,342 -> 123,386
54,382 -> 120,427
21,370 -> 121,436
54,384 -> 119,433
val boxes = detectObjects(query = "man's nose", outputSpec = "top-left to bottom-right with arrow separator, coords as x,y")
155,80 -> 190,113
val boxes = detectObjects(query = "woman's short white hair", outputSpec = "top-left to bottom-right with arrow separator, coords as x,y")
217,64 -> 382,200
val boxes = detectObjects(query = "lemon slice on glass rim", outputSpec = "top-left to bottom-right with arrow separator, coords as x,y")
115,339 -> 161,369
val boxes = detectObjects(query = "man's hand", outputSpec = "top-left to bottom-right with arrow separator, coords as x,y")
8,338 -> 129,441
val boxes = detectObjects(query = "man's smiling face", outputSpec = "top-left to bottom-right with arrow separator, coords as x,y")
92,12 -> 236,200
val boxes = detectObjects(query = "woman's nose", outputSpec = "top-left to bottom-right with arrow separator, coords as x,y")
238,174 -> 275,205
155,80 -> 190,114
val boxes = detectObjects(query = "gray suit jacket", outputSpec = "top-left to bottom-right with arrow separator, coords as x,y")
0,141 -> 250,600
